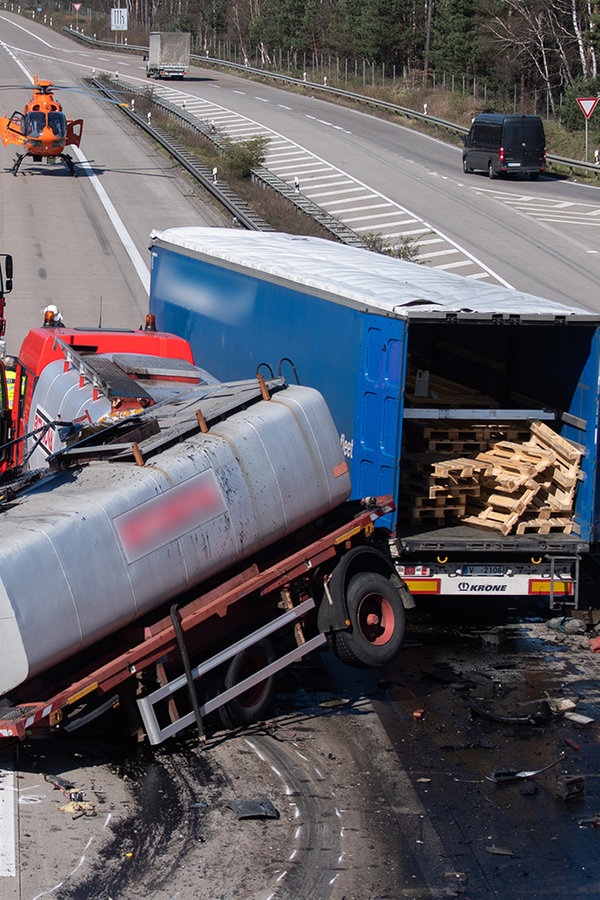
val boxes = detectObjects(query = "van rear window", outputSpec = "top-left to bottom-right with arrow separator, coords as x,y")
503,122 -> 544,146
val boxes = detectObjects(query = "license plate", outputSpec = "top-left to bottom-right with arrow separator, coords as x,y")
507,162 -> 521,167
461,565 -> 508,576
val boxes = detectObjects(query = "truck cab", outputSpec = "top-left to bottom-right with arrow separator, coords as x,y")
7,318 -> 198,470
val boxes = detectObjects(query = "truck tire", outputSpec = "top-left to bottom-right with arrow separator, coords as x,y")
218,638 -> 276,729
488,162 -> 498,179
331,572 -> 405,668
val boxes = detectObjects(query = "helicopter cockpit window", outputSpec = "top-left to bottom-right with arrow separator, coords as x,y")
48,112 -> 67,137
25,112 -> 45,137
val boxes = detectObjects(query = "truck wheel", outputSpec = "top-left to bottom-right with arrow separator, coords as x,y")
332,573 -> 405,668
463,158 -> 472,174
488,162 -> 497,179
218,638 -> 276,729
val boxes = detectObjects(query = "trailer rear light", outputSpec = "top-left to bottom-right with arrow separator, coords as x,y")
396,565 -> 431,576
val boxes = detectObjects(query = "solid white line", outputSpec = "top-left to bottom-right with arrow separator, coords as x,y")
73,148 -> 150,293
0,43 -> 150,294
0,762 -> 15,877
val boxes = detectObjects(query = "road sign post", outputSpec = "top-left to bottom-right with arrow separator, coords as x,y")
576,97 -> 599,162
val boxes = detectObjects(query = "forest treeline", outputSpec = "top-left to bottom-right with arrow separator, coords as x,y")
99,0 -> 600,123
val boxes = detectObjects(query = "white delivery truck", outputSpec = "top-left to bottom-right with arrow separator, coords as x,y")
145,32 -> 191,79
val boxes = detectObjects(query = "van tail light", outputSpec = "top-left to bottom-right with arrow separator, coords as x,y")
499,146 -> 505,162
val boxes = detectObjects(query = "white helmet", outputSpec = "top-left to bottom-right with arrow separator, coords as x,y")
42,304 -> 64,326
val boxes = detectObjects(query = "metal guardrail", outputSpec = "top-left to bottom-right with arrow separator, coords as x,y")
95,76 -> 367,244
72,29 -> 600,178
91,78 -> 273,231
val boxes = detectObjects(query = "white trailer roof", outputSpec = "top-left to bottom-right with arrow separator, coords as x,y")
150,228 -> 597,322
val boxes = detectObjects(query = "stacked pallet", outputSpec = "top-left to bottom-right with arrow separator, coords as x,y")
400,421 -> 582,534
458,422 -> 582,536
400,422 -> 530,523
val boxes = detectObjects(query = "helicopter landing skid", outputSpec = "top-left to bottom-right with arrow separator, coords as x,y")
10,152 -> 77,176
10,154 -> 24,176
60,153 -> 77,176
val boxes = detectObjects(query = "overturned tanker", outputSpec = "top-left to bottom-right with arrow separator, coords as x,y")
0,361 -> 352,698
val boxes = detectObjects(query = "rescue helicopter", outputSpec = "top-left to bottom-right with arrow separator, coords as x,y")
0,75 -> 83,175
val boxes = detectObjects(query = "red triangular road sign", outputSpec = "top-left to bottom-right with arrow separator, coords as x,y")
577,97 -> 599,120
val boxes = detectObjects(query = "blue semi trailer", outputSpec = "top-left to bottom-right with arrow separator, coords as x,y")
149,228 -> 600,608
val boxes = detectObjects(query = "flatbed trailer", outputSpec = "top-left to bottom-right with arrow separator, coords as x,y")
0,497 -> 401,745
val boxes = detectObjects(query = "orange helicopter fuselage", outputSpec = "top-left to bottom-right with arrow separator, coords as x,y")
0,77 -> 83,160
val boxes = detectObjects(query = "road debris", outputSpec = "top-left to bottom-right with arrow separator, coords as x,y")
546,616 -> 587,635
578,815 -> 600,828
564,711 -> 594,726
486,755 -> 564,783
485,845 -> 516,857
556,774 -> 586,800
226,799 -> 280,820
589,635 -> 600,653
58,799 -> 96,818
471,698 -> 552,726
44,772 -> 85,802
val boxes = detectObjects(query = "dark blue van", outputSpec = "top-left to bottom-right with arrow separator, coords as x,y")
462,113 -> 546,180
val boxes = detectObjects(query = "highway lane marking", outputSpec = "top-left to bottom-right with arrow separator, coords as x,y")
0,34 -> 511,285
0,762 -> 15,878
145,82 -> 510,284
0,41 -> 151,295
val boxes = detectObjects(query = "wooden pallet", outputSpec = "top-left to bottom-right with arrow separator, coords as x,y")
408,420 -> 582,536
515,517 -> 573,535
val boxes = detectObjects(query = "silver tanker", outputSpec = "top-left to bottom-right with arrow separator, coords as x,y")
0,350 -> 350,697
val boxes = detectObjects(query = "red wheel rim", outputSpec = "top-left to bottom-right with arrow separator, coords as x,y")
357,593 -> 395,645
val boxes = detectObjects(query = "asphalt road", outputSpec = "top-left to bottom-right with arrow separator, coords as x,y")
1,14 -> 600,900
0,16 -> 228,350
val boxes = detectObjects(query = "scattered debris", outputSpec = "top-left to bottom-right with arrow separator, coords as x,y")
413,709 -> 426,721
544,696 -> 577,714
564,711 -> 594,726
588,635 -> 600,653
226,799 -> 280,820
556,774 -> 585,801
44,773 -> 85,803
547,617 -> 587,635
58,800 -> 96,818
486,755 -> 563,783
578,815 -> 600,828
471,698 -> 552,726
485,845 -> 516,857
565,738 -> 582,751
